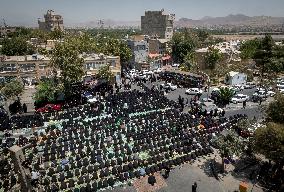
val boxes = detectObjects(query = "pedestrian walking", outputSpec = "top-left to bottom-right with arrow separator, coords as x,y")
259,97 -> 262,105
243,100 -> 247,109
192,182 -> 197,192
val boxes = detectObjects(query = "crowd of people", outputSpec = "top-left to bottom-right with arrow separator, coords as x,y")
0,81 -> 247,192
159,71 -> 204,88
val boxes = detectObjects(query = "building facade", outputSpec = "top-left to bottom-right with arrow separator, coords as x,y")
127,40 -> 149,69
141,10 -> 175,39
0,53 -> 121,85
38,10 -> 64,32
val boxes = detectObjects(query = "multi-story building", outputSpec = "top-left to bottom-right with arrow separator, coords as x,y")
0,53 -> 121,85
148,38 -> 169,55
38,10 -> 64,32
141,9 -> 175,39
127,39 -> 149,69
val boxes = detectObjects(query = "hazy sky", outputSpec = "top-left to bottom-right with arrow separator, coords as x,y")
1,0 -> 284,26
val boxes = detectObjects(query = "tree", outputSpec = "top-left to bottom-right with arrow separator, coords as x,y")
217,87 -> 235,107
266,93 -> 284,124
0,79 -> 24,99
180,51 -> 198,72
205,46 -> 222,70
33,80 -> 58,103
214,130 -> 244,172
253,34 -> 275,84
50,40 -> 85,96
1,37 -> 35,56
49,29 -> 64,40
96,64 -> 114,83
240,38 -> 261,60
254,123 -> 284,166
171,30 -> 199,64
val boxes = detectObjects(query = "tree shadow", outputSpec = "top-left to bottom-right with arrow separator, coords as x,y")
200,158 -> 223,180
231,156 -> 260,181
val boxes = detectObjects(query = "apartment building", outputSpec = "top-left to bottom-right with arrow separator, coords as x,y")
38,10 -> 64,32
141,9 -> 175,39
0,53 -> 121,85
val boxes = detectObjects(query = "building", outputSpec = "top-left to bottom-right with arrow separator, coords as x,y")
148,38 -> 168,55
83,53 -> 121,82
141,9 -> 175,39
38,10 -> 64,32
0,53 -> 121,85
0,26 -> 17,37
127,39 -> 149,69
225,71 -> 247,85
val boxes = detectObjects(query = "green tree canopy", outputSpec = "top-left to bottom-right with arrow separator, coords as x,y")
1,36 -> 35,56
33,80 -> 58,103
0,79 -> 24,99
205,46 -> 223,70
180,52 -> 199,73
217,87 -> 235,106
96,64 -> 114,83
266,93 -> 284,124
50,40 -> 85,95
254,123 -> 284,164
96,37 -> 132,63
252,34 -> 283,82
239,38 -> 261,60
171,30 -> 199,63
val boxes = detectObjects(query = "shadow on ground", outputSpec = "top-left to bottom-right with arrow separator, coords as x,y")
200,158 -> 224,180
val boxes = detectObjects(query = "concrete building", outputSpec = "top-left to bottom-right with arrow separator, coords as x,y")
0,53 -> 121,84
127,39 -> 149,69
225,71 -> 247,85
148,38 -> 169,54
141,9 -> 175,39
38,10 -> 64,32
83,53 -> 121,82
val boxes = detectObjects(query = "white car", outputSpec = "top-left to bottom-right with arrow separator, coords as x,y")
185,88 -> 203,95
142,70 -> 154,75
244,82 -> 256,89
254,90 -> 275,97
276,82 -> 284,89
201,102 -> 224,115
201,98 -> 213,102
172,63 -> 180,67
232,84 -> 244,91
279,88 -> 284,94
231,94 -> 249,104
161,83 -> 177,90
154,68 -> 163,73
85,94 -> 97,103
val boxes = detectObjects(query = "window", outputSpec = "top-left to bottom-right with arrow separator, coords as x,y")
19,63 -> 36,72
0,64 -> 17,73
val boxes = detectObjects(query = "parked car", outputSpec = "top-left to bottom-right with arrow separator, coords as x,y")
36,104 -> 62,113
161,83 -> 177,90
142,70 -> 154,75
278,87 -> 284,94
83,92 -> 97,103
172,63 -> 180,67
253,90 -> 275,97
251,95 -> 266,102
201,98 -> 213,102
232,84 -> 244,91
185,88 -> 203,95
244,82 -> 256,89
231,94 -> 249,104
154,68 -> 163,73
200,102 -> 224,115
